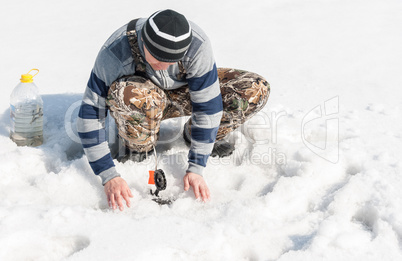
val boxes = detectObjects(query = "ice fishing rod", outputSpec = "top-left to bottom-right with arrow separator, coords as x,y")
148,145 -> 172,205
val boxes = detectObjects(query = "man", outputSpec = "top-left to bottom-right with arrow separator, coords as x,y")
77,9 -> 270,211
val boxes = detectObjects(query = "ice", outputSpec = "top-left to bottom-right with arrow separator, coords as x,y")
1,0 -> 402,260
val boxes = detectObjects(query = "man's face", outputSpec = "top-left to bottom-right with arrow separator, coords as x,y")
143,44 -> 175,71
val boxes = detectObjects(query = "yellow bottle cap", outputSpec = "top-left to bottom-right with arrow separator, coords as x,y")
20,69 -> 39,83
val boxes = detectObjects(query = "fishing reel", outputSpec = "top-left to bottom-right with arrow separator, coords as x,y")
149,169 -> 166,197
147,146 -> 175,205
148,168 -> 173,205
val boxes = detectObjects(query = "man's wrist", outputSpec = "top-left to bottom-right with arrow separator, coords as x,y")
186,162 -> 204,176
99,167 -> 121,185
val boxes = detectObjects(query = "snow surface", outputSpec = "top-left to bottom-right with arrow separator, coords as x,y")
1,0 -> 402,260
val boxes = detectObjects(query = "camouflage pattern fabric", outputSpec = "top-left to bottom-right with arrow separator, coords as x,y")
106,76 -> 168,152
106,68 -> 270,152
126,23 -> 147,76
215,68 -> 270,140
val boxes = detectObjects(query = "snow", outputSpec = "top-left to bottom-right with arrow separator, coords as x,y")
1,0 -> 402,260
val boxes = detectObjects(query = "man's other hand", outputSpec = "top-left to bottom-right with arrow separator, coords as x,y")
183,172 -> 211,202
104,177 -> 133,211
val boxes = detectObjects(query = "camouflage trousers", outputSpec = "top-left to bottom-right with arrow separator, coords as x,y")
106,68 -> 270,152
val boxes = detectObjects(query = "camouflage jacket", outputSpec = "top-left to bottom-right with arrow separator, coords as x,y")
77,18 -> 223,184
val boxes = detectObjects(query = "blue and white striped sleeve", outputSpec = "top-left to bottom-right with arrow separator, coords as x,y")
186,38 -> 223,176
77,42 -> 129,185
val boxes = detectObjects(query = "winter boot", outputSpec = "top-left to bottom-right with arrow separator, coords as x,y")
183,125 -> 235,158
210,139 -> 235,158
116,149 -> 153,163
114,142 -> 153,163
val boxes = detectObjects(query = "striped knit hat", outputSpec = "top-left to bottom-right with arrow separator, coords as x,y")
142,9 -> 193,62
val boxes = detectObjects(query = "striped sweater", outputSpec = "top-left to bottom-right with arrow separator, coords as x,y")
77,18 -> 223,185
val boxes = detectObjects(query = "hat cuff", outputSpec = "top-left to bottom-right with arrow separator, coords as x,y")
143,38 -> 187,62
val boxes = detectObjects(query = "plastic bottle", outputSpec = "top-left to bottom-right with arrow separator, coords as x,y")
10,69 -> 43,147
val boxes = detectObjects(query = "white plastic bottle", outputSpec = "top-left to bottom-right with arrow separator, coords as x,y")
10,69 -> 43,147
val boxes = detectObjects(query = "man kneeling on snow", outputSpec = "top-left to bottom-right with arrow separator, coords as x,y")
77,9 -> 270,210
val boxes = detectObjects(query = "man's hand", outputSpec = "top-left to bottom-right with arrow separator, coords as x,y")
183,172 -> 210,202
104,177 -> 133,211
